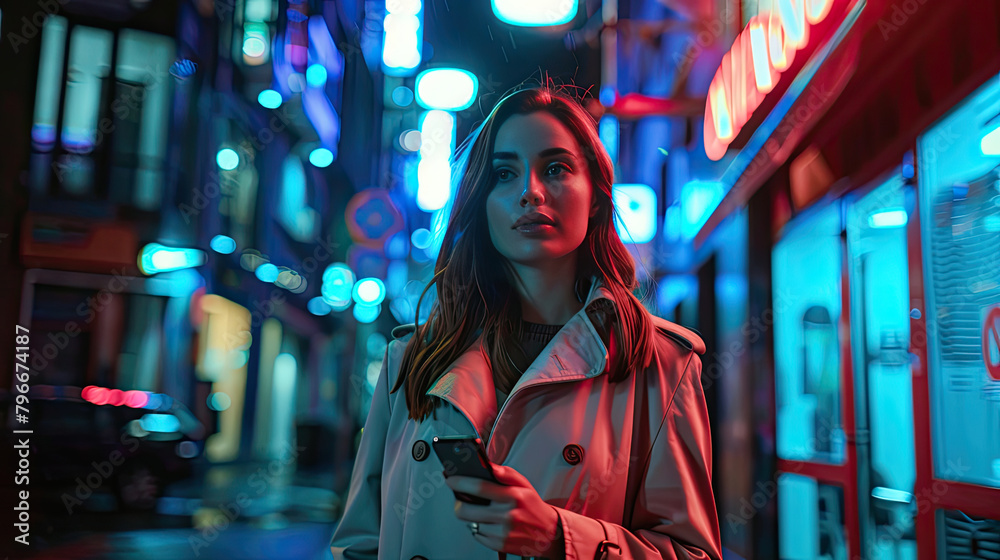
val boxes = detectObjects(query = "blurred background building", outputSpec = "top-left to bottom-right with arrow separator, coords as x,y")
1,0 -> 998,558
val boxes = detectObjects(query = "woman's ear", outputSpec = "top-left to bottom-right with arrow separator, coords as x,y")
589,202 -> 599,218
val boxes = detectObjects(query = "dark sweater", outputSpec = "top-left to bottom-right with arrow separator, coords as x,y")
494,320 -> 563,409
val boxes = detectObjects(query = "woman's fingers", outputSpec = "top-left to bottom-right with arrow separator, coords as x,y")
445,475 -> 513,502
453,499 -> 507,522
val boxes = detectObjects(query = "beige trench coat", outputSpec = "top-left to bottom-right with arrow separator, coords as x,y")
330,278 -> 722,560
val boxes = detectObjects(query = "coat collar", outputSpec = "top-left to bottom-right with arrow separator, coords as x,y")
425,275 -> 617,441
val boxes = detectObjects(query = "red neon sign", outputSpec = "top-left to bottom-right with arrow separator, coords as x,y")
704,0 -> 836,161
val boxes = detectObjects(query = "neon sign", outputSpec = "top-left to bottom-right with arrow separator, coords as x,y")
704,0 -> 835,161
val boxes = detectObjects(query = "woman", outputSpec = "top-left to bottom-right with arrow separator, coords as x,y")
330,85 -> 722,560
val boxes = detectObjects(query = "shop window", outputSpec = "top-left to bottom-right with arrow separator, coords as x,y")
847,177 -> 917,559
778,473 -> 848,559
773,203 -> 846,464
30,17 -> 174,210
918,74 -> 1000,489
108,29 -> 174,209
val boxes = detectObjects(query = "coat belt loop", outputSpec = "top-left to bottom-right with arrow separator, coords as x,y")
594,519 -> 622,560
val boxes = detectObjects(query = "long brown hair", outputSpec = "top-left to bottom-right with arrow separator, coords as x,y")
391,83 -> 656,422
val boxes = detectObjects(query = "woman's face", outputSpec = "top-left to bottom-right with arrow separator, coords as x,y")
485,111 -> 598,267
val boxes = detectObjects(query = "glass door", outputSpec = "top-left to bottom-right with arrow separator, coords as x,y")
773,202 -> 852,559
847,176 -> 917,560
915,72 -> 1000,559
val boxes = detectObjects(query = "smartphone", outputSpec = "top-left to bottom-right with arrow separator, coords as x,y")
431,435 -> 500,506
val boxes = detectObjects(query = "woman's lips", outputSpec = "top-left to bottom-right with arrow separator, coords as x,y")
515,223 -> 556,233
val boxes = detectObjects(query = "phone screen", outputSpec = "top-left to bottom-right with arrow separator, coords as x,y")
432,435 -> 499,505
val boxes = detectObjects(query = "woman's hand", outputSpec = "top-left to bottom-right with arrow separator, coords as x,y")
445,464 -> 564,558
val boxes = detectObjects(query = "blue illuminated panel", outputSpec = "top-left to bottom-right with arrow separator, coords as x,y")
918,73 -> 1000,489
491,0 -> 578,26
612,184 -> 657,244
772,203 -> 845,464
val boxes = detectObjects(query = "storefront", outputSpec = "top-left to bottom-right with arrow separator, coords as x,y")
694,0 -> 1000,558
911,74 -> 1000,558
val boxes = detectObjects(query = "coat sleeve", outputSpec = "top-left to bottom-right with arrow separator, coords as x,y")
330,342 -> 396,560
552,353 -> 723,560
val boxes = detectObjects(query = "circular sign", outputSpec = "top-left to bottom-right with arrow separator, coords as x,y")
345,188 -> 404,249
984,306 -> 1000,381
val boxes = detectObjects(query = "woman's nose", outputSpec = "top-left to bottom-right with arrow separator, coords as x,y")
519,174 -> 545,207
520,191 -> 542,207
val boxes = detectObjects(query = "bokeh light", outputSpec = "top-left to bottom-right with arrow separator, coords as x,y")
216,148 -> 239,170
210,235 -> 236,254
258,89 -> 282,109
309,148 -> 334,167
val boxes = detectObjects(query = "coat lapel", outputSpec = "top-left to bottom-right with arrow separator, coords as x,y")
424,276 -> 618,442
423,343 -> 498,440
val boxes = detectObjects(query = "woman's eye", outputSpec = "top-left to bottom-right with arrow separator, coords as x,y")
495,169 -> 513,182
546,163 -> 570,176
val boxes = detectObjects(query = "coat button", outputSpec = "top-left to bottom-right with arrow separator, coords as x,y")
562,444 -> 584,465
409,556 -> 428,560
412,440 -> 429,461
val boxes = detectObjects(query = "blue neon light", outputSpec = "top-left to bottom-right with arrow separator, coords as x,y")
255,263 -> 279,282
309,148 -> 334,167
258,89 -> 282,109
868,208 -> 908,229
491,0 -> 578,26
210,235 -> 236,254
